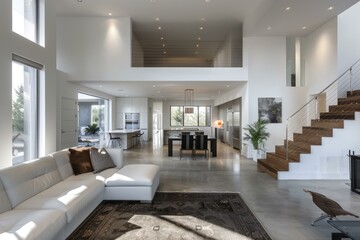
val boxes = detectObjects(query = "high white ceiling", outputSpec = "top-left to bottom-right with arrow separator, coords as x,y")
57,0 -> 359,100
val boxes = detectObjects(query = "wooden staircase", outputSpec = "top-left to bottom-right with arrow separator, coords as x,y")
257,90 -> 360,179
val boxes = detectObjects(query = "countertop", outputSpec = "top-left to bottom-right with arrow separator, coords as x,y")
103,129 -> 141,134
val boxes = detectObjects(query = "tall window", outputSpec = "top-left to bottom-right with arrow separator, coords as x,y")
171,106 -> 211,127
12,60 -> 39,165
12,0 -> 38,43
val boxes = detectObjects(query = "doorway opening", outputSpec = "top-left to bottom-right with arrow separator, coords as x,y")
77,93 -> 110,147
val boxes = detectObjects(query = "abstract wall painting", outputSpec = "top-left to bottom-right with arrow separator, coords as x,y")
258,98 -> 282,123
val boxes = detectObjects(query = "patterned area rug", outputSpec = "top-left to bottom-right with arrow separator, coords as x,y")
67,192 -> 272,240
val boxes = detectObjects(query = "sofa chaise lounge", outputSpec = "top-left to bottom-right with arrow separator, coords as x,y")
0,148 -> 160,240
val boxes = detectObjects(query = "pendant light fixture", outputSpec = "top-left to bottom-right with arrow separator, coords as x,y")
184,89 -> 194,114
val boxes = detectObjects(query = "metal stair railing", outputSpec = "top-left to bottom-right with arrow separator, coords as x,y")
286,59 -> 360,161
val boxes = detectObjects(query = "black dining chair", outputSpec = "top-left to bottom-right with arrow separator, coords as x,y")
107,133 -> 122,148
194,134 -> 209,159
180,134 -> 194,160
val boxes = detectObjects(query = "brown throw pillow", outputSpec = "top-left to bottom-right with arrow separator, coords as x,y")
69,147 -> 94,175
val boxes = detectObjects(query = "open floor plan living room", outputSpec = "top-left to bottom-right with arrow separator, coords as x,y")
2,0 -> 360,239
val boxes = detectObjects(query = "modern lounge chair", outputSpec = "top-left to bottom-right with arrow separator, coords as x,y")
303,189 -> 359,226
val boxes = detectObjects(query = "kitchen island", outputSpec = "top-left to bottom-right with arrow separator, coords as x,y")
102,129 -> 141,149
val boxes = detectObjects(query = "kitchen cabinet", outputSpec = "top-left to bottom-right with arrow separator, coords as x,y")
116,97 -> 149,141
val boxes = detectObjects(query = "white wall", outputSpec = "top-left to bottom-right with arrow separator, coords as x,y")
132,33 -> 144,67
246,37 -> 308,152
214,27 -> 243,67
338,1 -> 360,74
214,34 -> 232,67
57,17 -> 131,81
301,18 -> 338,95
0,0 -> 57,168
56,17 -> 247,82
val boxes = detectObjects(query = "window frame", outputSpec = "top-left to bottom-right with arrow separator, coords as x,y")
170,105 -> 211,127
12,0 -> 40,43
12,57 -> 41,164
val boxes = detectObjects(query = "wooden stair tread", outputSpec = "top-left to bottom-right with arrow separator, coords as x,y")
258,159 -> 288,172
258,89 -> 358,179
347,90 -> 360,97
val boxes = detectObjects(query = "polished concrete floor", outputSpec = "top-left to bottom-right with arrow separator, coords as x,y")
123,138 -> 360,240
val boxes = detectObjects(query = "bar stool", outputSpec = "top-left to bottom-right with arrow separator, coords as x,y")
107,133 -> 122,148
133,132 -> 144,146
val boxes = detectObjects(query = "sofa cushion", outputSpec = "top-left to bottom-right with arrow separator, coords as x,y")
15,177 -> 104,222
69,147 -> 93,175
90,148 -> 116,173
0,180 -> 11,214
0,209 -> 66,240
0,156 -> 62,208
106,148 -> 123,168
105,164 -> 160,187
52,150 -> 74,180
66,168 -> 118,182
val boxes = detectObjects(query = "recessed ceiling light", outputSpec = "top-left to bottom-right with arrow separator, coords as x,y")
76,0 -> 83,2
196,44 -> 199,47
226,85 -> 230,88
153,85 -> 156,88
201,18 -> 206,21
108,13 -> 112,16
162,44 -> 165,47
267,26 -> 272,30
160,37 -> 164,40
328,6 -> 334,11
158,26 -> 162,30
200,27 -> 204,30
302,26 -> 307,30
285,7 -> 291,11
163,51 -> 167,54
155,17 -> 160,21
198,37 -> 201,40
205,0 -> 211,2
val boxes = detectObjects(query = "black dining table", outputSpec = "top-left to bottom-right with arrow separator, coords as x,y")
167,136 -> 217,157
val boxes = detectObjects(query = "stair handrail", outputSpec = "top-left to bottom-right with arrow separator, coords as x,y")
285,58 -> 360,161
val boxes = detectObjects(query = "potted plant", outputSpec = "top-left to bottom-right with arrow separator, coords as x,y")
243,119 -> 270,162
85,123 -> 100,137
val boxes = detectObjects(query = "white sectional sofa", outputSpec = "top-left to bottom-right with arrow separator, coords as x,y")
0,148 -> 160,240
